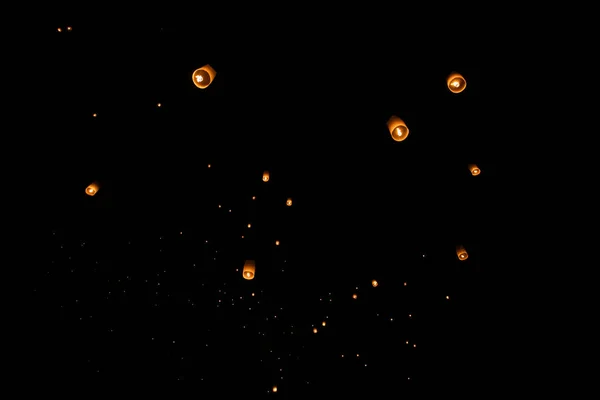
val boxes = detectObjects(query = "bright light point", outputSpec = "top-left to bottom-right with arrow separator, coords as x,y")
195,75 -> 203,82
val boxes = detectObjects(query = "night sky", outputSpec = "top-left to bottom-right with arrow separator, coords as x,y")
22,26 -> 498,396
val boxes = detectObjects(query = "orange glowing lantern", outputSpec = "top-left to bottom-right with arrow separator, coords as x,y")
192,64 -> 217,89
387,115 -> 409,142
286,197 -> 292,206
456,245 -> 468,261
468,164 -> 481,176
262,170 -> 270,182
272,386 -> 278,393
447,72 -> 467,93
243,260 -> 255,280
371,279 -> 378,287
85,181 -> 100,196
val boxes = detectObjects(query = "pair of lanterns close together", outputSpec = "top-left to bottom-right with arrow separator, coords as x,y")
386,72 -> 467,143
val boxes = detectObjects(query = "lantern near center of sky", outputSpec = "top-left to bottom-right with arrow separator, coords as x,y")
286,197 -> 292,206
243,260 -> 255,280
85,181 -> 100,196
456,245 -> 468,261
262,170 -> 270,182
468,164 -> 481,176
192,64 -> 217,89
387,115 -> 409,142
447,72 -> 467,93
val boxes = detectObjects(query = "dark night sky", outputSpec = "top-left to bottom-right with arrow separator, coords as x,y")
15,26 -> 506,396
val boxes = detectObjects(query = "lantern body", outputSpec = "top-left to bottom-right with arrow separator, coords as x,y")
85,181 -> 100,196
468,164 -> 481,176
192,64 -> 217,89
286,197 -> 292,206
387,115 -> 409,142
371,279 -> 378,287
262,171 -> 270,182
243,260 -> 256,280
447,72 -> 467,93
456,245 -> 468,261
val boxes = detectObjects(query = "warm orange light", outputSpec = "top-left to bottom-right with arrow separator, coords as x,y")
456,245 -> 468,261
286,198 -> 292,206
387,115 -> 409,142
313,327 -> 318,334
468,164 -> 481,176
371,279 -> 378,287
243,260 -> 255,280
262,171 -> 270,182
352,294 -> 358,299
192,64 -> 217,89
275,240 -> 280,246
85,181 -> 100,196
447,72 -> 467,93
272,386 -> 278,393
322,321 -> 326,326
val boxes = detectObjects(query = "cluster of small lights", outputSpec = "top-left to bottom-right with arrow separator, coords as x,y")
43,30 -> 484,394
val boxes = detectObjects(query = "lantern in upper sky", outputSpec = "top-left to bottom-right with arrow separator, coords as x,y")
468,164 -> 481,176
192,64 -> 217,89
85,181 -> 100,196
456,245 -> 468,261
371,279 -> 378,287
447,72 -> 467,93
262,170 -> 270,182
243,260 -> 256,280
387,115 -> 409,142
286,197 -> 292,206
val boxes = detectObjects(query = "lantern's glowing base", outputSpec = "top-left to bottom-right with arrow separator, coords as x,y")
192,64 -> 217,89
447,73 -> 466,93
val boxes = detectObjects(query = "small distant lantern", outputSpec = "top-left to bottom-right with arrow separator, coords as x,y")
286,198 -> 292,206
85,181 -> 100,196
371,279 -> 378,287
192,64 -> 217,89
468,164 -> 481,176
387,115 -> 409,142
275,240 -> 280,246
322,321 -> 326,326
456,245 -> 469,261
352,293 -> 358,299
313,327 -> 318,334
272,386 -> 278,393
243,260 -> 255,280
447,72 -> 467,93
262,170 -> 270,182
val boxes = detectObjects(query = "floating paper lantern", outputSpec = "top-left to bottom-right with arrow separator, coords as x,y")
468,164 -> 481,176
262,171 -> 270,182
286,197 -> 292,206
85,181 -> 100,196
243,260 -> 255,280
447,72 -> 467,93
371,279 -> 378,287
387,115 -> 409,142
192,64 -> 217,89
456,245 -> 468,261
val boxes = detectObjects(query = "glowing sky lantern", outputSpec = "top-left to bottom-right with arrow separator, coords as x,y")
456,245 -> 468,261
387,115 -> 409,142
262,170 -> 270,182
85,181 -> 100,196
243,260 -> 256,280
286,197 -> 292,206
447,72 -> 467,93
468,164 -> 481,176
192,64 -> 217,89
